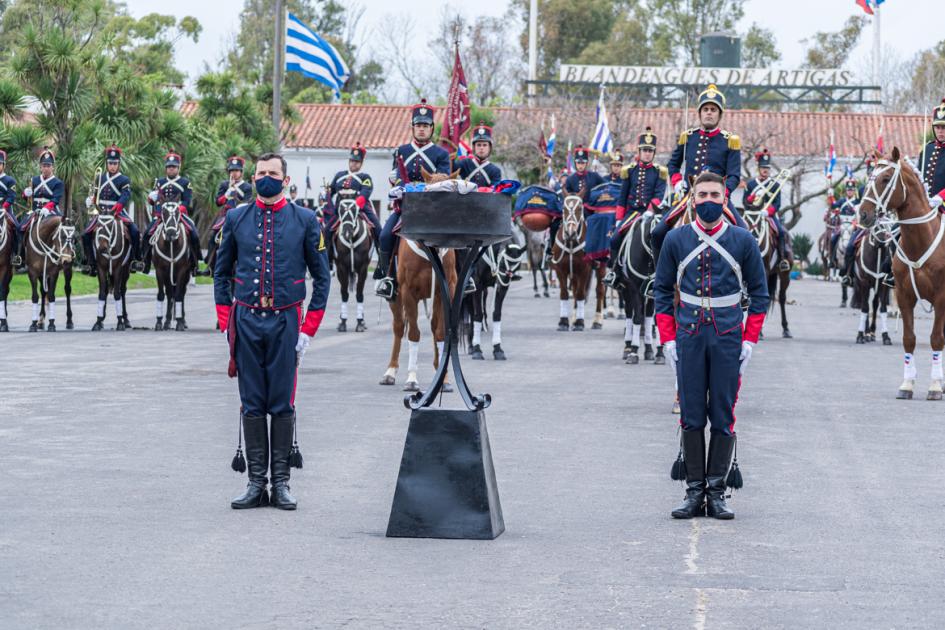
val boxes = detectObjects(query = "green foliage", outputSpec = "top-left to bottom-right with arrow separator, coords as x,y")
805,260 -> 823,277
742,23 -> 781,68
648,0 -> 746,66
802,15 -> 867,69
792,232 -> 812,264
6,270 -> 156,301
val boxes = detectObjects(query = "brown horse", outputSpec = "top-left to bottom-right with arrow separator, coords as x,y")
90,209 -> 132,331
857,147 -> 945,400
380,237 -> 457,391
24,213 -> 76,332
552,194 -> 593,331
0,212 -> 15,331
333,195 -> 373,333
742,207 -> 793,338
150,199 -> 193,331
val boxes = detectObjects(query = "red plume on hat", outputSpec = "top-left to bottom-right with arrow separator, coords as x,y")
754,148 -> 768,162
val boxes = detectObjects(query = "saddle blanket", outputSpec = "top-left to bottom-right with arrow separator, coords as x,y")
585,212 -> 616,261
514,185 -> 562,218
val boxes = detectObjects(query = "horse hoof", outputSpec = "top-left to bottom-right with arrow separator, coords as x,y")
855,334 -> 865,345
543,291 -> 550,298
882,333 -> 892,346
644,348 -> 654,361
782,329 -> 793,339
355,320 -> 367,332
46,322 -> 56,332
66,321 -> 74,330
91,321 -> 103,332
654,356 -> 666,366
175,320 -> 186,332
471,345 -> 484,360
591,321 -> 602,330
493,346 -> 506,361
928,390 -> 943,401
379,375 -> 395,386
442,382 -> 454,393
154,319 -> 163,331
337,320 -> 347,332
604,312 -> 614,320
622,348 -> 631,360
163,320 -> 171,331
896,389 -> 913,400
28,323 -> 38,332
403,381 -> 420,392
122,319 -> 132,330
572,320 -> 585,331
557,318 -> 569,331
534,293 -> 540,298
626,355 -> 639,365
0,321 -> 7,332
867,334 -> 875,343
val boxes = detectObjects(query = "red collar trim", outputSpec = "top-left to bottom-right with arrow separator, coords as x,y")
695,218 -> 723,235
936,141 -> 945,149
699,127 -> 721,137
256,197 -> 287,212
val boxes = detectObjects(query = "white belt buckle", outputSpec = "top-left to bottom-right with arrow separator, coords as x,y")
701,294 -> 711,311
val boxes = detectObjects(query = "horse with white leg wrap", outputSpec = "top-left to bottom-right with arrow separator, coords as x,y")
551,195 -> 592,332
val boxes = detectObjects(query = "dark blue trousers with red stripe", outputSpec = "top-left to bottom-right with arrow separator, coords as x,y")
676,325 -> 742,436
234,305 -> 299,417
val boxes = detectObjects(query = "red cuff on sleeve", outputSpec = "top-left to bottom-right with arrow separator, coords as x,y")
743,312 -> 765,344
215,304 -> 231,333
113,203 -> 123,212
767,207 -> 776,216
355,195 -> 366,209
615,206 -> 626,222
217,195 -> 227,206
299,309 -> 325,337
179,205 -> 188,215
746,194 -> 755,204
937,189 -> 945,201
43,202 -> 54,210
650,198 -> 661,208
670,173 -> 682,186
655,313 -> 677,344
2,202 -> 9,210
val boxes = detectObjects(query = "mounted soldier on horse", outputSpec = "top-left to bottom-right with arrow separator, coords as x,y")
150,181 -> 194,331
142,151 -> 203,276
206,156 -> 254,275
0,150 -> 19,331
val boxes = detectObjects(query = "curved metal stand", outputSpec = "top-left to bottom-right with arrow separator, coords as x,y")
404,240 -> 492,412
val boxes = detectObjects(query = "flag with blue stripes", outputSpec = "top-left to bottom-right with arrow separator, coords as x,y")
589,87 -> 613,155
285,12 -> 350,98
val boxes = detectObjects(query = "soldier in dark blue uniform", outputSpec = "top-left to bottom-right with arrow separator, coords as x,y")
654,171 -> 769,521
207,156 -> 254,269
744,149 -> 791,270
604,128 -> 667,287
374,99 -> 451,300
81,145 -> 142,274
142,151 -> 203,274
457,122 -> 502,186
545,145 -> 604,260
606,150 -> 625,184
214,152 -> 330,511
919,98 -> 945,209
837,179 -> 863,284
0,150 -> 21,267
19,148 -> 64,248
327,142 -> 379,240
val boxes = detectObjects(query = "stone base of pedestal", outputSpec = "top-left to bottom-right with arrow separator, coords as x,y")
386,408 -> 504,540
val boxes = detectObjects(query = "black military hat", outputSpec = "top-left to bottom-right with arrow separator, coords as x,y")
755,148 -> 772,168
227,156 -> 245,172
638,126 -> 657,150
573,145 -> 589,163
471,121 -> 493,145
165,151 -> 182,167
349,142 -> 366,162
609,150 -> 624,164
933,99 -> 945,127
39,147 -> 55,165
697,83 -> 726,113
845,178 -> 858,190
411,98 -> 435,125
289,184 -> 298,193
0,150 -> 7,164
105,144 -> 122,162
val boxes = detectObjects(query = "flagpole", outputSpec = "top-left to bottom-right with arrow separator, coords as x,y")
873,2 -> 881,113
527,0 -> 538,104
273,0 -> 285,139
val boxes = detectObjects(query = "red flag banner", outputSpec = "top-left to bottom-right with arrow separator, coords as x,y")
440,47 -> 470,152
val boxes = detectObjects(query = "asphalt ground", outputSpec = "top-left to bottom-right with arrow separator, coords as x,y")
1,275 -> 943,629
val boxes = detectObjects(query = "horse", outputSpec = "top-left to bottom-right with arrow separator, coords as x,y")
742,207 -> 793,338
90,208 -> 132,331
856,147 -> 945,400
551,195 -> 593,331
518,217 -> 550,298
0,211 -> 13,331
332,195 -> 373,333
613,212 -> 665,365
850,220 -> 894,345
150,198 -> 192,331
834,214 -> 855,307
24,213 -> 76,332
466,240 -> 526,360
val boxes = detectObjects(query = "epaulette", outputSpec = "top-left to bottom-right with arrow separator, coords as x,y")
620,161 -> 638,177
677,129 -> 692,145
722,130 -> 741,150
658,165 -> 668,180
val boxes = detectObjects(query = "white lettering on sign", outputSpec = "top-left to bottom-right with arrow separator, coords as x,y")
558,65 -> 859,88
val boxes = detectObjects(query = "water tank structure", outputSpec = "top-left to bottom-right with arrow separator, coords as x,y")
700,32 -> 741,68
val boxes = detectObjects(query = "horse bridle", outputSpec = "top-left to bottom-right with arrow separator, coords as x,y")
482,243 -> 526,287
152,202 -> 187,285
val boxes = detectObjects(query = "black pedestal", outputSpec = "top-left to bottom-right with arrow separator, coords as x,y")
385,192 -> 511,540
386,408 -> 504,539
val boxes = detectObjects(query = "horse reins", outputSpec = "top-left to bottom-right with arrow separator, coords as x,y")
151,203 -> 188,287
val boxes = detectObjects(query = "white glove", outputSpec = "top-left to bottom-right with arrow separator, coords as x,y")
739,341 -> 754,375
148,190 -> 159,203
929,195 -> 943,210
388,186 -> 404,201
643,209 -> 654,218
23,186 -> 32,197
295,332 -> 312,366
673,180 -> 686,196
664,340 -> 678,371
85,196 -> 93,209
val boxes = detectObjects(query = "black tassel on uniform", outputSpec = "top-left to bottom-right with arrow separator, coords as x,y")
231,410 -> 246,473
288,414 -> 303,469
670,448 -> 686,481
726,438 -> 743,489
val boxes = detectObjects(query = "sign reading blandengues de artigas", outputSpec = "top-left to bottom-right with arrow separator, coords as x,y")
559,65 -> 857,88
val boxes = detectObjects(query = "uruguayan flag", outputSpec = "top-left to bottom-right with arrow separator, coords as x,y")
589,87 -> 613,156
285,12 -> 350,97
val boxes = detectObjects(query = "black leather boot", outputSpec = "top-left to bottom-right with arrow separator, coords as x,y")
705,433 -> 736,520
231,414 -> 270,509
672,429 -> 706,519
373,251 -> 389,280
270,412 -> 298,510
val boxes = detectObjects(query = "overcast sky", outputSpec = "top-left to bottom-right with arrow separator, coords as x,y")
124,0 -> 941,99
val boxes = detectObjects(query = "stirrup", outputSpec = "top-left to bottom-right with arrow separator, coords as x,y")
603,270 -> 618,288
778,259 -> 790,272
463,277 -> 477,295
375,277 -> 396,300
11,255 -> 22,267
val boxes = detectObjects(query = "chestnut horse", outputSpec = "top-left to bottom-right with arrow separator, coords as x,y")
25,214 -> 76,331
552,195 -> 593,331
857,147 -> 945,400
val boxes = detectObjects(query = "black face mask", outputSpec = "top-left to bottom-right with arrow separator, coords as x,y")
255,176 -> 284,198
695,200 -> 724,223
